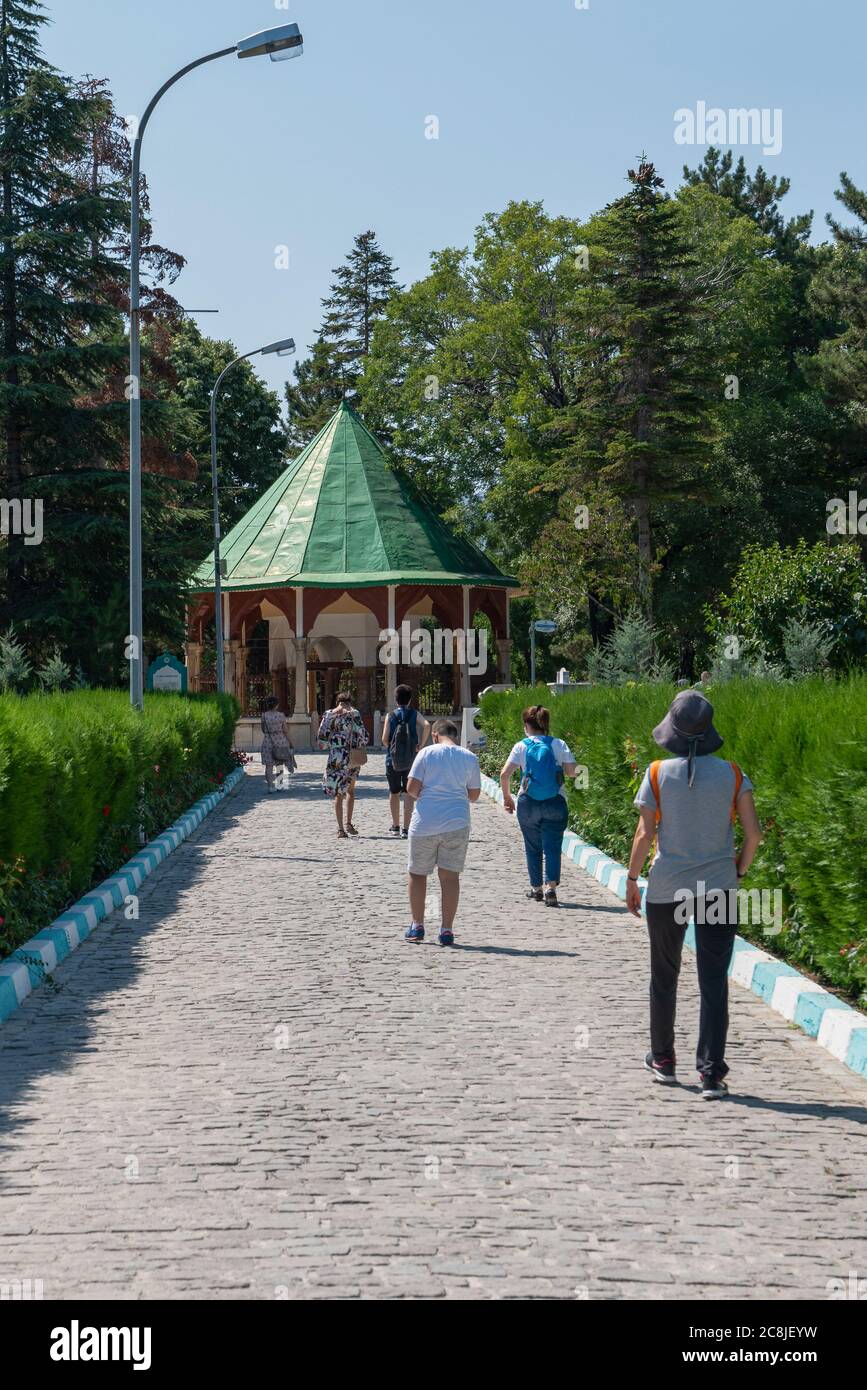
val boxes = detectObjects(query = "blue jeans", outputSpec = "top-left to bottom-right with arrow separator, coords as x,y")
516,793 -> 569,887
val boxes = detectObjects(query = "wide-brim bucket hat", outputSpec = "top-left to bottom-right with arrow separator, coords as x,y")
652,691 -> 723,785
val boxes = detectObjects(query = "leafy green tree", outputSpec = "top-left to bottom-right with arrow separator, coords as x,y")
168,319 -> 287,532
520,482 -> 639,647
681,146 -> 812,264
707,540 -> 867,670
361,202 -> 582,549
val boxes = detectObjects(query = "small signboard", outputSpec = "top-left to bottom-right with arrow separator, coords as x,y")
146,651 -> 188,694
533,619 -> 558,634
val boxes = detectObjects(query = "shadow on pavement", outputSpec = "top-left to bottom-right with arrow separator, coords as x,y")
0,777 -> 253,1179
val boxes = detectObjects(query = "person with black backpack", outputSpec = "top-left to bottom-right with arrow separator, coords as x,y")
500,705 -> 578,907
382,684 -> 429,838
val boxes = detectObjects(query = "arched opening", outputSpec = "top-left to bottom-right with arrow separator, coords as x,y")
309,634 -> 355,716
245,618 -> 273,714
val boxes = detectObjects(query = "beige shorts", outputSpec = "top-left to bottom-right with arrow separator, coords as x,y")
407,826 -> 471,875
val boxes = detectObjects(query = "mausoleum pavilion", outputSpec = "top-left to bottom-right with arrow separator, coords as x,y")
185,402 -> 518,746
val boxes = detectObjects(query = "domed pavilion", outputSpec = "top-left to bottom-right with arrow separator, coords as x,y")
185,402 -> 518,746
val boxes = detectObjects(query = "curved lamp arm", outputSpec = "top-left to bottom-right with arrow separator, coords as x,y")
127,22 -> 303,709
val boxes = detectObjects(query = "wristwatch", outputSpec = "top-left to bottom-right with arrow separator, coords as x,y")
627,874 -> 640,883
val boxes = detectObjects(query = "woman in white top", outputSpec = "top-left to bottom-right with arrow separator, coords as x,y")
500,704 -> 577,907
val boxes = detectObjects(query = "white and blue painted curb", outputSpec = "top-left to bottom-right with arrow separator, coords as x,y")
480,773 -> 867,1080
0,766 -> 245,1026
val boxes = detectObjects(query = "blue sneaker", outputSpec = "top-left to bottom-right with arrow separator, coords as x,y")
404,924 -> 425,943
438,928 -> 455,947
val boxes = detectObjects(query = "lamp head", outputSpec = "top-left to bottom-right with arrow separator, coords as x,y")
236,24 -> 303,62
261,338 -> 296,357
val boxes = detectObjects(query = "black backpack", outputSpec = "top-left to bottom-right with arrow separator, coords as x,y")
389,707 -> 418,772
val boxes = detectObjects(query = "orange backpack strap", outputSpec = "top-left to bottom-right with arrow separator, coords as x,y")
649,760 -> 662,826
729,761 -> 744,823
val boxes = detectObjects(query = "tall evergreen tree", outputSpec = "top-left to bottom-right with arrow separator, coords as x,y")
569,160 -> 720,615
681,146 -> 812,263
0,0 -> 128,623
286,230 -> 399,447
808,173 -> 867,448
0,10 -> 203,678
321,229 -> 400,376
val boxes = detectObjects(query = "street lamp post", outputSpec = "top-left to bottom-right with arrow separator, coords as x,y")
530,619 -> 557,686
128,24 -> 304,709
210,338 -> 295,695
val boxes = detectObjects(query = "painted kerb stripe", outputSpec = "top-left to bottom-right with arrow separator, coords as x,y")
0,767 -> 245,1025
479,773 -> 867,1079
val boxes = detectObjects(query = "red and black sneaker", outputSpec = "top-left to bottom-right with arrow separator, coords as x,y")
644,1051 -> 677,1084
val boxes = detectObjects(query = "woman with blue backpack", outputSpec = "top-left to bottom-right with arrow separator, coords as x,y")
500,705 -> 578,907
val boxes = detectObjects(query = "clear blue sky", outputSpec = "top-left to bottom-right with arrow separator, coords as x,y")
44,0 -> 866,404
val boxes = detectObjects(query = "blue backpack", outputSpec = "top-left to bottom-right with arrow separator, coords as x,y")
521,736 -> 564,800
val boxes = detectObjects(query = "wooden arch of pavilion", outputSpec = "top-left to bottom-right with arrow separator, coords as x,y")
185,403 -> 518,745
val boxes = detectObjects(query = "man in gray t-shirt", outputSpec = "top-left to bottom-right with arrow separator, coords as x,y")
625,692 -> 762,1099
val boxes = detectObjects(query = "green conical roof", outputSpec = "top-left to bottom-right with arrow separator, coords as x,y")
191,403 -> 517,592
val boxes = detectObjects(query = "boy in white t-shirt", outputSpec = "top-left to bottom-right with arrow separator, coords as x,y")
404,719 -> 481,946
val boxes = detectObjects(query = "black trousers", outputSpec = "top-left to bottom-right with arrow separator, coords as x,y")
645,899 -> 737,1079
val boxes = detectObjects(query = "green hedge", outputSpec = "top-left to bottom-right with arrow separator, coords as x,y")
0,690 -> 240,955
478,679 -> 867,1004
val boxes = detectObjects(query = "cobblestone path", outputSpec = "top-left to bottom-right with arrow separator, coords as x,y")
1,756 -> 865,1300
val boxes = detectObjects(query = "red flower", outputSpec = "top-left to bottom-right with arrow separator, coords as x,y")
102,805 -> 111,817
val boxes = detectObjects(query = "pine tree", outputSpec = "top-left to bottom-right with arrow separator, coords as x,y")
681,146 -> 812,263
321,229 -> 400,381
825,172 -> 867,250
569,160 -> 719,616
681,146 -> 821,361
808,173 -> 867,425
286,231 -> 400,448
0,0 -> 128,624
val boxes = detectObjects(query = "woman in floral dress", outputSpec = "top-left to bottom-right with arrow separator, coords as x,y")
317,691 -> 369,838
260,695 -> 295,792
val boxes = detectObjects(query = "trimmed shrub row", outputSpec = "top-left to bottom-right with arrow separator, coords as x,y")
0,690 -> 240,956
478,678 -> 867,1005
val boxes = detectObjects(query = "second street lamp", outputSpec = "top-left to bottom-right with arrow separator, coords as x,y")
128,23 -> 304,709
210,338 -> 296,695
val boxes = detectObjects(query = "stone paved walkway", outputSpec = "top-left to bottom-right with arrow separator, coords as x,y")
1,755 -> 865,1300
